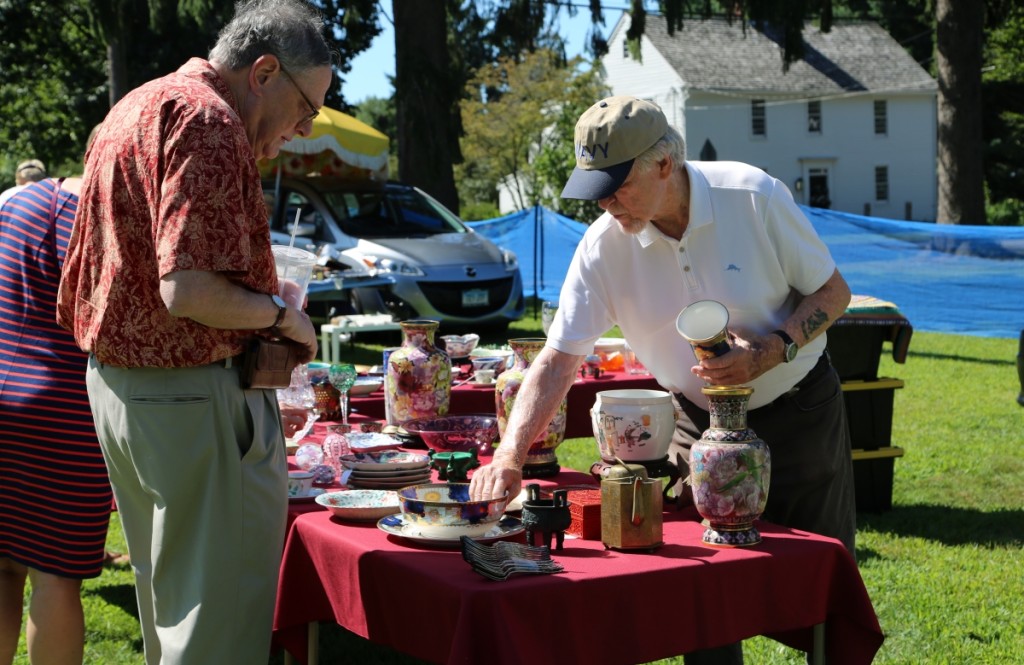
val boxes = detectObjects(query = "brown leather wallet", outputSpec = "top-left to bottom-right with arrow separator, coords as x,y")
240,337 -> 302,389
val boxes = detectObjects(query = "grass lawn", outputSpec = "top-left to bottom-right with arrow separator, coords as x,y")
13,310 -> 1024,663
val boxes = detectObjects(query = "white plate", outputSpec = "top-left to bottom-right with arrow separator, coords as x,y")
289,487 -> 326,503
315,490 -> 400,521
347,473 -> 433,489
340,451 -> 431,471
346,432 -> 404,453
349,377 -> 383,396
377,514 -> 524,548
466,381 -> 497,389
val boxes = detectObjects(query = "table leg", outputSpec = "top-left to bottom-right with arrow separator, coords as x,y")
307,621 -> 320,665
808,622 -> 825,665
320,325 -> 333,363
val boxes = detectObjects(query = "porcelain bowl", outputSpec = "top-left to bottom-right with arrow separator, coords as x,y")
400,414 -> 499,453
469,347 -> 514,370
440,333 -> 480,358
349,376 -> 384,396
397,483 -> 508,538
315,489 -> 400,521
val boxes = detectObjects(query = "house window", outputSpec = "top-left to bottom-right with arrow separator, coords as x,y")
874,100 -> 887,135
751,99 -> 766,136
875,166 -> 889,201
808,100 -> 822,133
622,38 -> 629,59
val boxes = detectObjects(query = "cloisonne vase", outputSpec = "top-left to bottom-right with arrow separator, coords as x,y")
495,338 -> 567,476
690,385 -> 771,547
385,320 -> 452,425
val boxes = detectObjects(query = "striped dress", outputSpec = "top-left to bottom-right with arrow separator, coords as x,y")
0,179 -> 112,578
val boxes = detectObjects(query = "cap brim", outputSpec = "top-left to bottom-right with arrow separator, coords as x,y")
560,160 -> 634,200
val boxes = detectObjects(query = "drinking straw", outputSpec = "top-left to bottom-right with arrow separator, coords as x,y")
289,207 -> 301,248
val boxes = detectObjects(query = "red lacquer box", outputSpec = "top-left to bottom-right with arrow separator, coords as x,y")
566,489 -> 602,540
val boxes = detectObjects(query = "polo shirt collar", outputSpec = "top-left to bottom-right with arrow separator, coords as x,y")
634,161 -> 714,248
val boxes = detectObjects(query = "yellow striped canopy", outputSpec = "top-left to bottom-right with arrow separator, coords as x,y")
259,106 -> 390,180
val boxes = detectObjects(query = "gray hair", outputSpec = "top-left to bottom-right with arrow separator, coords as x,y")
633,125 -> 687,174
209,0 -> 331,73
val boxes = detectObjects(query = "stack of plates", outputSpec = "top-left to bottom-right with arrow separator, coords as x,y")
339,451 -> 432,489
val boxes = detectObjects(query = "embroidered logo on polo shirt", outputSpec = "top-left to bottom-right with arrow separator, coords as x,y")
726,264 -> 741,272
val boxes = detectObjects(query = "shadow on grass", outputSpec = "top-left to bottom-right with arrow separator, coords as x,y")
86,583 -> 141,620
905,350 -> 1015,367
856,503 -> 1024,548
269,623 -> 431,665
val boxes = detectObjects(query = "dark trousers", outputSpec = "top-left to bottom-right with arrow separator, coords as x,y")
674,354 -> 857,665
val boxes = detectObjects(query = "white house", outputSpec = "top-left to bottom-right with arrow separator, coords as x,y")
601,15 -> 938,221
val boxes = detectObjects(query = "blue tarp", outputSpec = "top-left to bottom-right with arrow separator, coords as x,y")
468,205 -> 1024,339
467,206 -> 586,303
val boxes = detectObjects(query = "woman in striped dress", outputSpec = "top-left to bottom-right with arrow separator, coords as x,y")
0,177 -> 113,664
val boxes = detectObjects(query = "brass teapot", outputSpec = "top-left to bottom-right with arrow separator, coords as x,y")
600,459 -> 663,552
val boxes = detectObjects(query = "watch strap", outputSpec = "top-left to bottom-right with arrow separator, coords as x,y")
269,294 -> 287,336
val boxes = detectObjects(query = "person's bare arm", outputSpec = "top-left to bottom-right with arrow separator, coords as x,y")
469,346 -> 583,501
159,269 -> 318,363
694,268 -> 851,385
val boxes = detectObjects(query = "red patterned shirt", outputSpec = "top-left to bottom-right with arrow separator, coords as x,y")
58,58 -> 276,367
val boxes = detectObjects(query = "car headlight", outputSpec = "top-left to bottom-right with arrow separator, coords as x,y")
501,248 -> 519,272
362,255 -> 426,277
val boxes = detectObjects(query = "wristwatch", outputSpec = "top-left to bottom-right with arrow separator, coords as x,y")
268,294 -> 287,336
771,329 -> 798,363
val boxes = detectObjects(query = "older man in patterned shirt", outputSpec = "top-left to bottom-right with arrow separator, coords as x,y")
57,1 -> 327,662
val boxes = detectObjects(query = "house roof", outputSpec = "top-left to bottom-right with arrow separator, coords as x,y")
625,15 -> 936,96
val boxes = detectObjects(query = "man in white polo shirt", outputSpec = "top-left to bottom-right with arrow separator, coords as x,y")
471,96 -> 856,664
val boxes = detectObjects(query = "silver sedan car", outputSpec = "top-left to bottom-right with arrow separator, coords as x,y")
265,177 -> 524,331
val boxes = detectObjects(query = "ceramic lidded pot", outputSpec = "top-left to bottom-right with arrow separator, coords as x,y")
690,385 -> 771,547
495,338 -> 567,476
591,389 -> 675,463
385,319 -> 452,425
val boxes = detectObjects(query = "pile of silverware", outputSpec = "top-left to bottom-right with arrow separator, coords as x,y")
460,536 -> 564,581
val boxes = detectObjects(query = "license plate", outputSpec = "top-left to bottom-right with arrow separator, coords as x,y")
462,288 -> 489,307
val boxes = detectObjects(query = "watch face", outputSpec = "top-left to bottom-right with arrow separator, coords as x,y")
271,294 -> 287,309
785,343 -> 798,362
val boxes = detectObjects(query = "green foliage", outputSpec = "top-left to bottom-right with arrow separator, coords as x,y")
457,48 -> 608,219
460,199 -> 502,221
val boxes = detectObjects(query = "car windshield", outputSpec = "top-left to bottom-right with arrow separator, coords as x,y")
323,186 -> 468,239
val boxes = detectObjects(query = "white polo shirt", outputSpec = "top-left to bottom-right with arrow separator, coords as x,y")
547,160 -> 836,410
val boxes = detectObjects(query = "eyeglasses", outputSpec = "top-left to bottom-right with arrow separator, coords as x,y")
280,65 -> 320,124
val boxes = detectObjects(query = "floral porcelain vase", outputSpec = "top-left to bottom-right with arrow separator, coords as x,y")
385,320 -> 452,425
495,338 -> 567,476
690,385 -> 771,547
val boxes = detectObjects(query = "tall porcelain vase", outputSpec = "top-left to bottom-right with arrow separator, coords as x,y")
385,320 -> 452,425
690,385 -> 771,547
495,338 -> 567,476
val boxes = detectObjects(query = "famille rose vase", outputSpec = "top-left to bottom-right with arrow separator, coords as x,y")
495,338 -> 567,476
385,320 -> 452,425
689,385 -> 771,547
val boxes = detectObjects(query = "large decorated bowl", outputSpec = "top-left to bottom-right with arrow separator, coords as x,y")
400,414 -> 499,454
440,333 -> 480,358
397,483 -> 508,538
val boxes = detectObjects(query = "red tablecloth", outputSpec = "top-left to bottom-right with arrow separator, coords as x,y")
273,480 -> 883,665
346,368 -> 662,438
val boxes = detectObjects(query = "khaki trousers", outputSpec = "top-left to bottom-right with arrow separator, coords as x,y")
87,356 -> 287,665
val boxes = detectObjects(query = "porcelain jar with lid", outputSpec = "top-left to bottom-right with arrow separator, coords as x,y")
591,389 -> 675,463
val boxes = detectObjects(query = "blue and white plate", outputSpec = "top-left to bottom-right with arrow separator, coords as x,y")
345,432 -> 404,453
339,451 -> 430,471
377,514 -> 524,548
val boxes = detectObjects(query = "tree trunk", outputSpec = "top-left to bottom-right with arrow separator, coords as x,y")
393,0 -> 460,213
935,0 -> 986,225
107,36 -> 128,107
